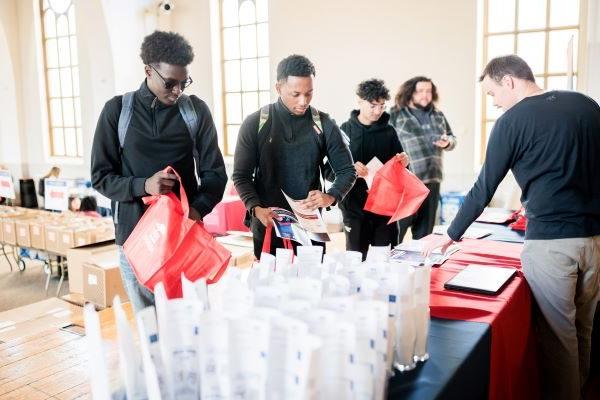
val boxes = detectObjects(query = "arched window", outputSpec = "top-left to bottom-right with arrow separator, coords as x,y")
220,0 -> 270,156
40,0 -> 83,158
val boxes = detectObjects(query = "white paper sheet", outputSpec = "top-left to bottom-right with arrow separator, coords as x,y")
364,157 -> 384,189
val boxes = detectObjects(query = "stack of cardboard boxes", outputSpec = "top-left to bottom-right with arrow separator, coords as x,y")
0,206 -> 115,255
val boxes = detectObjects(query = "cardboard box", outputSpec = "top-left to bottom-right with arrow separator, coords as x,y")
0,298 -> 83,342
61,292 -> 85,307
217,234 -> 255,268
15,218 -> 36,247
83,259 -> 128,308
66,242 -> 117,294
29,219 -> 46,249
1,218 -> 19,245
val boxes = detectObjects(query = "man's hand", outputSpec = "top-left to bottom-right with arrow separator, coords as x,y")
433,134 -> 451,148
422,234 -> 455,257
145,171 -> 177,195
354,161 -> 369,178
299,190 -> 336,211
395,152 -> 410,167
254,206 -> 277,227
188,207 -> 202,221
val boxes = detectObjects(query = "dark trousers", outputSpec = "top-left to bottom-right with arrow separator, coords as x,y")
250,217 -> 326,259
344,211 -> 399,261
397,182 -> 441,242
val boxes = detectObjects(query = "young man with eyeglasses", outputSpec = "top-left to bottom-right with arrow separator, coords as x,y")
336,79 -> 409,260
91,31 -> 226,312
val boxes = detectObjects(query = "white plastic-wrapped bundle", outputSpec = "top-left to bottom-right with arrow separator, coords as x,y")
393,265 -> 417,372
197,311 -> 230,399
228,317 -> 270,399
114,296 -> 147,400
366,245 -> 390,263
301,309 -> 356,400
136,306 -> 167,400
83,304 -> 112,400
155,289 -> 202,400
413,263 -> 432,362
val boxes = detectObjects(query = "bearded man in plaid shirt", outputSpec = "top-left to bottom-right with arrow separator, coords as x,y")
390,76 -> 456,241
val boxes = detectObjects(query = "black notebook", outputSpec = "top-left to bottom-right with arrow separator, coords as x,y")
444,265 -> 517,295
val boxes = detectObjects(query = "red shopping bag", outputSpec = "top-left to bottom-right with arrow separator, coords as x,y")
123,167 -> 231,298
509,207 -> 527,231
261,224 -> 293,255
364,158 -> 430,224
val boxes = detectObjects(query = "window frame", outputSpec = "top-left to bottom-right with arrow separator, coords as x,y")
39,0 -> 83,159
218,0 -> 270,157
479,0 -> 585,162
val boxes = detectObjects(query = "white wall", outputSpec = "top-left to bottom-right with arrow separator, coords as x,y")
269,0 -> 478,190
0,0 -> 25,179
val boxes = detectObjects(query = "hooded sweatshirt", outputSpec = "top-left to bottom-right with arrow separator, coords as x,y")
338,110 -> 404,219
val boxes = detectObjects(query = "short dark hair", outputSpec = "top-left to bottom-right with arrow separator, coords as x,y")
276,54 -> 315,82
479,55 -> 535,83
79,196 -> 97,212
356,79 -> 390,102
393,76 -> 439,110
140,31 -> 194,66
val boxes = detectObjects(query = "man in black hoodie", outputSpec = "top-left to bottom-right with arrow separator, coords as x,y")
232,55 -> 356,258
91,31 -> 227,312
338,79 -> 409,259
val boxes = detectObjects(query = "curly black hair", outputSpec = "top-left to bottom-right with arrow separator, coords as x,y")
356,79 -> 390,102
140,31 -> 194,66
276,54 -> 316,82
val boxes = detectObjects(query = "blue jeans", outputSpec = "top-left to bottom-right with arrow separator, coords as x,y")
118,246 -> 154,313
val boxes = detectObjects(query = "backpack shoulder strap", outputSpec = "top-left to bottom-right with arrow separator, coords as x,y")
178,94 -> 201,183
117,92 -> 135,148
309,105 -> 326,157
310,105 -> 323,135
178,94 -> 200,142
258,104 -> 270,135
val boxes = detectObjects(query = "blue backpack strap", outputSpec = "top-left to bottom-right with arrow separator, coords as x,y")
117,92 -> 135,148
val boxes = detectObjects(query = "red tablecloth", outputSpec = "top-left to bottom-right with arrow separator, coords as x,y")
427,237 -> 539,400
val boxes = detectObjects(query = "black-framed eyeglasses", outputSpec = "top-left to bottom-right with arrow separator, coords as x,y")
148,64 -> 193,91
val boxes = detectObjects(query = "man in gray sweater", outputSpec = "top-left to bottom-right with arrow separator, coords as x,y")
232,55 -> 356,257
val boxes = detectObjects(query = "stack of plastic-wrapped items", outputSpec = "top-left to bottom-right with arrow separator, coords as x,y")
84,244 -> 432,400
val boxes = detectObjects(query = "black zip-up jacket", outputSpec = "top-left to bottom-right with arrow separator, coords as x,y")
91,81 -> 227,245
337,110 -> 404,220
232,99 -> 356,212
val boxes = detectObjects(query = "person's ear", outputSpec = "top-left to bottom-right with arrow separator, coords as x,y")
144,65 -> 152,78
275,81 -> 282,96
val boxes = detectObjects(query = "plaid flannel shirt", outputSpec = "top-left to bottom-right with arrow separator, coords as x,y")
389,106 -> 456,184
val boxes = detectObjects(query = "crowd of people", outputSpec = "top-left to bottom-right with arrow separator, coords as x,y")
89,31 -> 600,399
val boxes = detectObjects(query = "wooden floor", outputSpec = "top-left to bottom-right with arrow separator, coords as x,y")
0,304 -> 129,400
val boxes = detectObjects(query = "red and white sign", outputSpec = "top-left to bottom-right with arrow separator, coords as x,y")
0,170 -> 16,199
44,179 -> 70,211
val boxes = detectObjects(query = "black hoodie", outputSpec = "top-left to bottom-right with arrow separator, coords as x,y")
338,110 -> 404,219
91,81 -> 227,245
232,99 -> 356,212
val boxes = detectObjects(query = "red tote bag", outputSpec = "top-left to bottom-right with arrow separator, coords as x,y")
364,158 -> 430,224
123,167 -> 231,298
